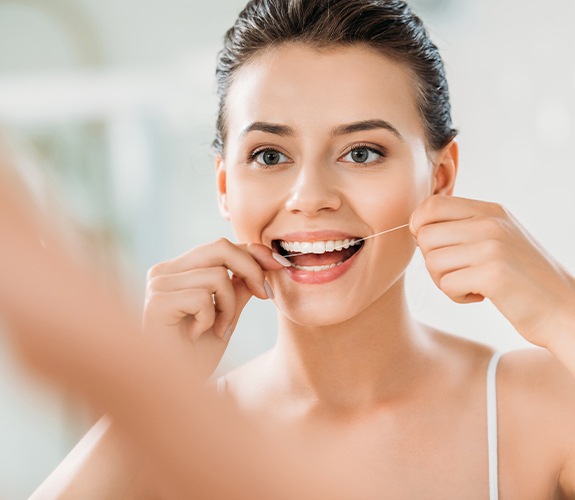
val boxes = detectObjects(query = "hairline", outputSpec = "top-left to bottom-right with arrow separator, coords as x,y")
216,41 -> 435,156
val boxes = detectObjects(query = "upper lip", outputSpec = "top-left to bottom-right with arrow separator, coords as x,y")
273,230 -> 363,243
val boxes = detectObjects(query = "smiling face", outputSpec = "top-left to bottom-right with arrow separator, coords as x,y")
217,43 -> 456,326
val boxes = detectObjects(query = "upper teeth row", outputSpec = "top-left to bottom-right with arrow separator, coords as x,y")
279,238 -> 360,254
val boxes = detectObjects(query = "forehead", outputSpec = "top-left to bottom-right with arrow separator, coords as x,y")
225,43 -> 424,140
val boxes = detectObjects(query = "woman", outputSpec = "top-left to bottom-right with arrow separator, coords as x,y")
33,0 -> 575,498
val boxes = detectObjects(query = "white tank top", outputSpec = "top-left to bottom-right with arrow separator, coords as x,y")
487,350 -> 503,500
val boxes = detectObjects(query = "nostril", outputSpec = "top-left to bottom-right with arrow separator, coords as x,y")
285,182 -> 342,215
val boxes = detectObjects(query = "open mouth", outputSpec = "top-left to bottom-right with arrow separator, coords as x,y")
272,237 -> 364,271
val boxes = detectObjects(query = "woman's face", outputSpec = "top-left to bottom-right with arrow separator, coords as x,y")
217,44 -> 455,326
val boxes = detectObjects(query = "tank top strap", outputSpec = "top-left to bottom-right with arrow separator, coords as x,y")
487,351 -> 503,500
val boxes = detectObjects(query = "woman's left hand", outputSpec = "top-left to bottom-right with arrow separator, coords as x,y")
410,195 -> 575,350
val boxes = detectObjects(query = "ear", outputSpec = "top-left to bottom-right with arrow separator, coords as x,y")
431,140 -> 458,196
215,154 -> 230,220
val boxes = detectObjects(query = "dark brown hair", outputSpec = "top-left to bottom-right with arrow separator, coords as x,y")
213,0 -> 457,154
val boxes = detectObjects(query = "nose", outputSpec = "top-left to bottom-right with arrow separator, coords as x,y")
284,162 -> 342,216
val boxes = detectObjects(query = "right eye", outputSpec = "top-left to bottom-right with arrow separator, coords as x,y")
251,149 -> 291,167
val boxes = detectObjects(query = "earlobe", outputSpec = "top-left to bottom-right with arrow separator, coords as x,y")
215,155 -> 230,220
432,140 -> 458,196
219,194 -> 229,219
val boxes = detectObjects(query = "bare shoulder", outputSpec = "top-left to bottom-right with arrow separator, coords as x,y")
498,348 -> 575,412
497,348 -> 575,496
499,347 -> 575,389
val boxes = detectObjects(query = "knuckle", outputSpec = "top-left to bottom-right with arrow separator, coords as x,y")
428,270 -> 443,289
416,224 -> 427,239
477,216 -> 504,238
438,273 -> 455,295
147,262 -> 166,280
482,239 -> 506,260
417,224 -> 433,243
146,274 -> 168,294
488,201 -> 507,217
213,237 -> 233,249
438,273 -> 465,302
425,249 -> 443,273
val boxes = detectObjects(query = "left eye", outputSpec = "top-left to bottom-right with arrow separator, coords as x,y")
342,146 -> 383,164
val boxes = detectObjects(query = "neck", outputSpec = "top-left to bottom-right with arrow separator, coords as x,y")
271,279 -> 432,411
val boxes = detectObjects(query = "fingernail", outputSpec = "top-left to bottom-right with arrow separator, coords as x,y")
272,252 -> 292,267
264,279 -> 275,300
409,211 -> 416,234
223,326 -> 233,342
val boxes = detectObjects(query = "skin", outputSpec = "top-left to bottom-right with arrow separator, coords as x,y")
215,44 -> 575,498
30,44 -> 575,498
0,137 -> 367,500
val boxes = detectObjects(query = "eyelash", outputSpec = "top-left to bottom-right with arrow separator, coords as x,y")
248,147 -> 288,163
247,143 -> 388,166
341,143 -> 387,164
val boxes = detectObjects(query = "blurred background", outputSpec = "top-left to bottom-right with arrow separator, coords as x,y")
0,0 -> 574,496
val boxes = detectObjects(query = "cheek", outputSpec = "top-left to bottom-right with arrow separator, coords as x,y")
226,170 -> 277,243
352,168 -> 427,232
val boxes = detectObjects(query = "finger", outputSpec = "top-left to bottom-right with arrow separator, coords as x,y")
221,276 -> 258,343
417,214 -> 511,254
246,242 -> 292,271
436,264 -> 511,304
411,195 -> 504,236
149,239 -> 269,300
148,267 -> 233,293
424,244 -> 472,287
147,267 -> 237,339
145,289 -> 217,342
425,240 -> 512,291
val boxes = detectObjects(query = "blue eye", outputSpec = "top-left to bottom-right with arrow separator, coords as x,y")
253,149 -> 290,166
342,146 -> 384,164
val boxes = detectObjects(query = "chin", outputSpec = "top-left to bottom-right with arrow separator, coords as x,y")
272,267 -> 410,330
273,290 -> 365,328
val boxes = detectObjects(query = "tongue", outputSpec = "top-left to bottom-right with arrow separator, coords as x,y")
290,247 -> 356,267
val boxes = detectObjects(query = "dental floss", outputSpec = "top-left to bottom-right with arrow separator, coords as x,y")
283,222 -> 410,259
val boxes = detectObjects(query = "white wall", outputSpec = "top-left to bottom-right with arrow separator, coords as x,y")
0,0 -> 573,497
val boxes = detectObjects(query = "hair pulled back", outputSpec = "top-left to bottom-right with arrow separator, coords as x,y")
214,0 -> 457,154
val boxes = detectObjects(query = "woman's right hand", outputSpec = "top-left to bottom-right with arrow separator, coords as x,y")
142,238 -> 290,379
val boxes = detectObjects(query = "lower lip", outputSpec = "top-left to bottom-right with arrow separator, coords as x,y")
285,246 -> 363,285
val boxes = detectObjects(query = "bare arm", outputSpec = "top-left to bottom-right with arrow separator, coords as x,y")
0,145 -> 365,499
411,195 -> 575,496
29,417 -> 147,500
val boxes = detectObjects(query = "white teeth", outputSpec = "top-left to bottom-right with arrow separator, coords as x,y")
292,261 -> 346,271
300,242 -> 313,254
312,242 -> 325,254
279,238 -> 360,254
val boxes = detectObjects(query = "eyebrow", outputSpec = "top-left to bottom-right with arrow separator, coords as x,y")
239,119 -> 404,141
240,122 -> 295,137
331,119 -> 404,141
